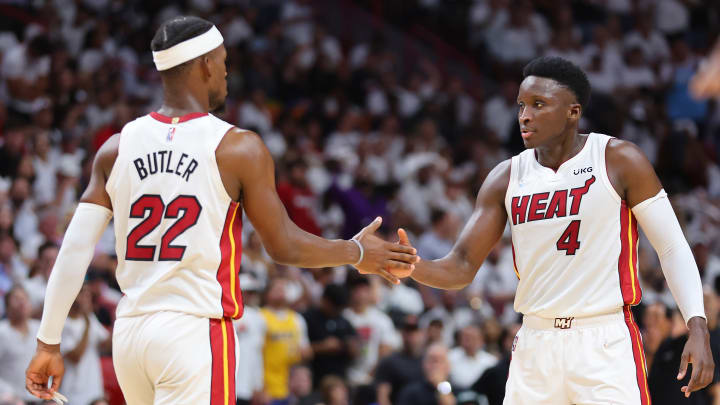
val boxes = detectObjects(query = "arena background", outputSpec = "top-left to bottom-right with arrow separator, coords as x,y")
0,0 -> 719,404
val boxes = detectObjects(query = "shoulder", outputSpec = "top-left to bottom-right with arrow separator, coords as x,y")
604,137 -> 655,178
216,128 -> 267,158
95,133 -> 120,178
485,159 -> 511,188
605,137 -> 648,164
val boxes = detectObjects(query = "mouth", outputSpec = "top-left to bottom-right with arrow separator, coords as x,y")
521,129 -> 536,139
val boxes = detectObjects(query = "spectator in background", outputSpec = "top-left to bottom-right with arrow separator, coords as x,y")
261,277 -> 312,405
0,34 -> 51,117
448,324 -> 498,391
277,158 -> 322,236
375,315 -> 426,405
0,286 -> 39,403
343,275 -> 399,386
417,209 -> 461,261
305,284 -> 358,386
288,365 -> 319,405
397,343 -> 455,405
22,241 -> 58,315
0,234 -> 23,306
60,284 -> 111,405
472,323 -> 521,405
318,375 -> 350,405
235,274 -> 267,405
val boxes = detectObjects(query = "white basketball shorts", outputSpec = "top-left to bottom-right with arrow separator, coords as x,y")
112,311 -> 238,405
504,306 -> 651,405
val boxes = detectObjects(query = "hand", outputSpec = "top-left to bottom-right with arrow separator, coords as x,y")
677,317 -> 715,397
26,341 -> 64,400
394,228 -> 420,278
352,217 -> 419,285
691,44 -> 720,98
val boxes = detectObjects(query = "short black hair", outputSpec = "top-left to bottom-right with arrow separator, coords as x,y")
522,56 -> 591,108
151,16 -> 214,52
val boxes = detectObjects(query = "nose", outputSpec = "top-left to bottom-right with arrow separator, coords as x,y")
519,107 -> 533,125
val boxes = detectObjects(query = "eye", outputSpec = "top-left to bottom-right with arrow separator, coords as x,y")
534,101 -> 544,108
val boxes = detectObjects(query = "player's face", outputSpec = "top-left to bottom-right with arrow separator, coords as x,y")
516,76 -> 579,149
208,45 -> 228,111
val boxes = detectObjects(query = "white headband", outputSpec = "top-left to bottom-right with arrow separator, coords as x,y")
152,25 -> 224,71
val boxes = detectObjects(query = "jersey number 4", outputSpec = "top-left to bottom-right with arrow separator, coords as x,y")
556,220 -> 581,255
126,194 -> 202,261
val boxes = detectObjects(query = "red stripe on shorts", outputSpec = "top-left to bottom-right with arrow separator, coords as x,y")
623,306 -> 652,405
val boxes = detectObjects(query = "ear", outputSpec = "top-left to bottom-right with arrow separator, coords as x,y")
568,103 -> 582,121
199,55 -> 212,80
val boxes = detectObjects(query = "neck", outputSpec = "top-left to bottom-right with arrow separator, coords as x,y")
535,130 -> 586,170
158,79 -> 209,116
351,303 -> 366,313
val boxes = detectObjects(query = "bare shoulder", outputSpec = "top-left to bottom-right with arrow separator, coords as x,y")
605,137 -> 662,206
605,138 -> 649,166
216,128 -> 269,163
96,133 -> 121,179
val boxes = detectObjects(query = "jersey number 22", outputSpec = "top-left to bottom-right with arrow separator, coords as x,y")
126,194 -> 202,261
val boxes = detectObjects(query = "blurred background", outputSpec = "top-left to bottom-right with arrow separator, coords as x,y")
0,0 -> 719,404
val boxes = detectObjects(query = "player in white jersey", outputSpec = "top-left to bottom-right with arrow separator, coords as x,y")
398,56 -> 714,404
25,16 -> 419,405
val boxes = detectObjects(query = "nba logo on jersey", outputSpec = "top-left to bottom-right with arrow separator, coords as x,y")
166,127 -> 176,141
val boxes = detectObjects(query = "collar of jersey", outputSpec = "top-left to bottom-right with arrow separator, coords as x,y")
150,111 -> 209,124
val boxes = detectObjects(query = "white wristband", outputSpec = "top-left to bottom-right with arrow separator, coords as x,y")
350,238 -> 364,266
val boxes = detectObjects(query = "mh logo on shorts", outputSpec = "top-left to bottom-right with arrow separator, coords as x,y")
554,317 -> 574,329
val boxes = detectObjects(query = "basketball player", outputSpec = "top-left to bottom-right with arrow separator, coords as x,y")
25,16 -> 418,404
398,56 -> 714,404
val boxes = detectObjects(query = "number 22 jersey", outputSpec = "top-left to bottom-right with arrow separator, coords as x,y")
106,112 -> 244,320
505,132 -> 640,318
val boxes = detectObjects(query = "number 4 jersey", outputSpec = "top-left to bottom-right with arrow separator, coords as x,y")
106,112 -> 244,320
505,132 -> 640,318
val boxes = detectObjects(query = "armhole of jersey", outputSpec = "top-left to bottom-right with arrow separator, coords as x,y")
209,123 -> 240,203
598,134 -> 622,204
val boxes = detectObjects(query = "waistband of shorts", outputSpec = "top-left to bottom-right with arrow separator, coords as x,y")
522,309 -> 624,330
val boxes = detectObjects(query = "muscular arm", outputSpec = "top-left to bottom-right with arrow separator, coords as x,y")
216,129 -> 415,271
410,160 -> 510,289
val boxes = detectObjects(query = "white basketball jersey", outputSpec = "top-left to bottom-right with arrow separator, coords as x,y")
504,133 -> 640,318
106,112 -> 244,320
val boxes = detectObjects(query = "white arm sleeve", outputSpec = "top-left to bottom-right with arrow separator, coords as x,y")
632,190 -> 705,324
37,203 -> 112,344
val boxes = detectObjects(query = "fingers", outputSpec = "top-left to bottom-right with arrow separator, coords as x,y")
26,375 -> 53,400
385,260 -> 415,272
677,352 -> 689,381
357,217 -> 383,239
387,252 -> 418,264
376,268 -> 400,285
398,228 -> 410,245
386,242 -> 417,256
684,360 -> 714,397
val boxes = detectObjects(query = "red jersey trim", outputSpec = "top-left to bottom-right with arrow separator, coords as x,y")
618,201 -> 641,305
216,202 -> 244,319
149,111 -> 208,124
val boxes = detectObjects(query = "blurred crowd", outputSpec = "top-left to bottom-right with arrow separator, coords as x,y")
0,0 -> 719,404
